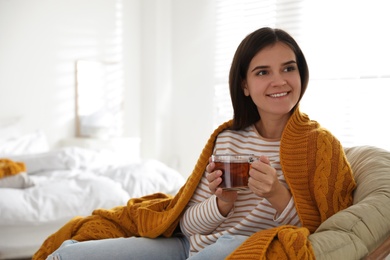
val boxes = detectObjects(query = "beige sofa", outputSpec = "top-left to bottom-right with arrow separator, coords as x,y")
309,146 -> 390,259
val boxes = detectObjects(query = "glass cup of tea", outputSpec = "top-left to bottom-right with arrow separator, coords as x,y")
211,154 -> 255,191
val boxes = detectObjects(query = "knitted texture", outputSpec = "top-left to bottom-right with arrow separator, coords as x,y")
226,226 -> 314,259
280,110 -> 355,232
226,108 -> 356,259
33,120 -> 231,260
0,159 -> 26,179
32,109 -> 355,260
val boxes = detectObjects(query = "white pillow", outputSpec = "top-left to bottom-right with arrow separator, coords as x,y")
6,147 -> 124,174
0,172 -> 34,188
5,149 -> 75,174
0,130 -> 49,156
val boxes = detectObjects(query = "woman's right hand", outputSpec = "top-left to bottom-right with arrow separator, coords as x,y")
206,157 -> 238,216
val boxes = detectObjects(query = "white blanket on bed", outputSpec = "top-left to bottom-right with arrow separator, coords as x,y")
0,147 -> 185,226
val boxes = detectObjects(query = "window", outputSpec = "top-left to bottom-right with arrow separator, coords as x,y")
214,0 -> 390,151
76,60 -> 124,138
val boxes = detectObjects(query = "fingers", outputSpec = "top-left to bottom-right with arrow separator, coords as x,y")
207,169 -> 223,193
249,156 -> 274,175
250,155 -> 271,168
206,158 -> 238,206
248,157 -> 279,198
206,158 -> 223,190
206,159 -> 215,173
259,155 -> 270,165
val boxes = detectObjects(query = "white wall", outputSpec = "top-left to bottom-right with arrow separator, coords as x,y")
170,0 -> 215,176
0,0 -> 215,177
139,0 -> 216,177
0,0 -> 142,140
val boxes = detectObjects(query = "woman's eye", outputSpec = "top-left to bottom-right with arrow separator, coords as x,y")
256,70 -> 268,76
284,65 -> 297,72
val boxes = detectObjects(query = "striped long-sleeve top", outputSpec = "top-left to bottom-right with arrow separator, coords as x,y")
33,109 -> 355,260
180,124 -> 301,256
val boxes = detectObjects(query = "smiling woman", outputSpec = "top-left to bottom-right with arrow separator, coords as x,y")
213,0 -> 390,152
242,42 -> 301,137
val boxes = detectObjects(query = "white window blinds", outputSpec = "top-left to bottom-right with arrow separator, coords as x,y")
213,0 -> 390,151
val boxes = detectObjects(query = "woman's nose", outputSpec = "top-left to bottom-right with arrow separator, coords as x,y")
270,74 -> 287,87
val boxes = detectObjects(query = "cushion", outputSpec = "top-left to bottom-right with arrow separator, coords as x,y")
309,146 -> 390,259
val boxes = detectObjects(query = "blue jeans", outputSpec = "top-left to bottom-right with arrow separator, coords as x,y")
46,234 -> 247,260
46,235 -> 189,260
187,234 -> 247,260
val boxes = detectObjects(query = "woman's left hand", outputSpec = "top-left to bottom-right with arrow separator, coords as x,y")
248,155 -> 291,213
248,155 -> 280,198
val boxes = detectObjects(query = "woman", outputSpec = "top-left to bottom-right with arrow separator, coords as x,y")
180,27 -> 307,258
38,27 -> 355,260
179,27 -> 356,259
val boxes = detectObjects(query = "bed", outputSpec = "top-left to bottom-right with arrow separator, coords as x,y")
0,127 -> 185,260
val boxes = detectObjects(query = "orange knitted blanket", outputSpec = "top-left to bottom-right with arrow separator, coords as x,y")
33,109 -> 356,260
0,159 -> 26,179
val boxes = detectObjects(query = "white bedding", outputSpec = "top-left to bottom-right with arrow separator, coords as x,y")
0,147 -> 186,259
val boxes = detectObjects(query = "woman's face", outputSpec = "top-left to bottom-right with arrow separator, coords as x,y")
243,42 -> 301,119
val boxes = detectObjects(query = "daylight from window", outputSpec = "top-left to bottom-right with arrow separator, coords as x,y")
213,0 -> 390,151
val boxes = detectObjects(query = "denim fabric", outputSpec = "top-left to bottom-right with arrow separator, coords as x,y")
46,234 -> 247,260
187,234 -> 247,260
46,235 -> 189,260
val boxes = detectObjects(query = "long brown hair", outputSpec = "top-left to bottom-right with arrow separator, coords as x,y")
229,27 -> 309,130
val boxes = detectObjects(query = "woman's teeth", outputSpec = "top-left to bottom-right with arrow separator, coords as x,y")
269,92 -> 288,98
